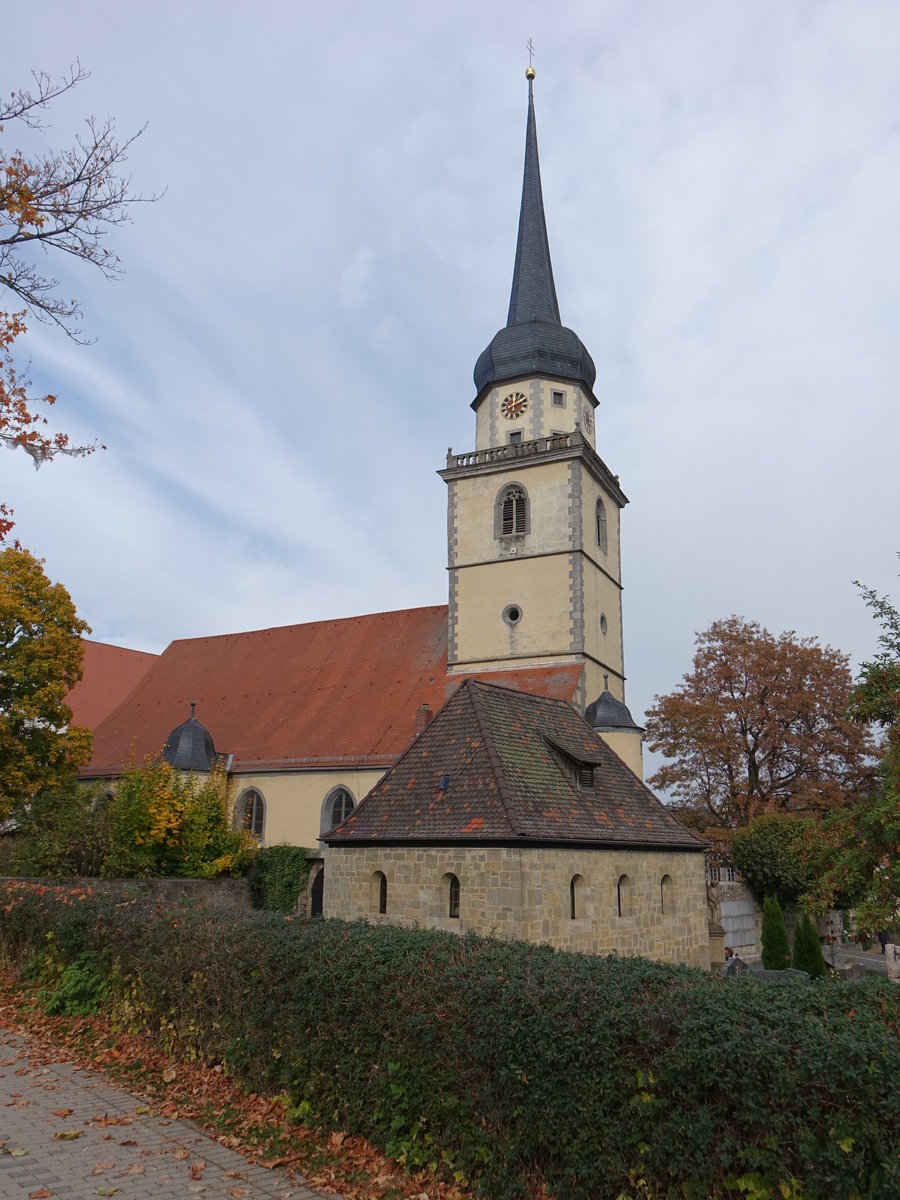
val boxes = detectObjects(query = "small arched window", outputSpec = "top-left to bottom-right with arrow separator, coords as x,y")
570,874 -> 584,920
596,498 -> 608,554
616,873 -> 633,919
495,482 -> 529,538
371,871 -> 387,914
661,874 -> 673,915
237,788 -> 265,841
322,786 -> 355,833
448,874 -> 460,919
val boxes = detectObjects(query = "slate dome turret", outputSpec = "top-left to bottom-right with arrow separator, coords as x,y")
161,701 -> 220,772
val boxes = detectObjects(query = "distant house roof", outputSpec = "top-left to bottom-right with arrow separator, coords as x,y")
324,678 -> 705,851
67,641 -> 158,730
83,605 -> 583,778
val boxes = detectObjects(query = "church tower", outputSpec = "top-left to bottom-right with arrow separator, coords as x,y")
440,68 -> 643,776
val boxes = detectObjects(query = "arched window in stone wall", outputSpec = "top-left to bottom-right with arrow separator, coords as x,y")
570,873 -> 584,920
661,874 -> 674,915
448,873 -> 460,919
237,788 -> 265,841
616,873 -> 633,919
321,786 -> 355,834
370,871 -> 387,915
494,482 -> 530,538
596,497 -> 608,554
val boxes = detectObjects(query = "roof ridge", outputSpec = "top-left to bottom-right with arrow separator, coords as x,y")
467,681 -> 526,837
166,603 -> 449,647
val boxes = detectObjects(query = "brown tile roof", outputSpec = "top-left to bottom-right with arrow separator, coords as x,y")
83,606 -> 584,777
325,678 -> 704,851
67,641 -> 158,730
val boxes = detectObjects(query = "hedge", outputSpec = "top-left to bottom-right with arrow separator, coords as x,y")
1,881 -> 899,1200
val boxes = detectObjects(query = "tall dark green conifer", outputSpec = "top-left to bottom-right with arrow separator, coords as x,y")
761,895 -> 790,970
792,912 -> 827,977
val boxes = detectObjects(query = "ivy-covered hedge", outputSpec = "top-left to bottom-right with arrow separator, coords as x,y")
246,844 -> 312,912
2,881 -> 899,1200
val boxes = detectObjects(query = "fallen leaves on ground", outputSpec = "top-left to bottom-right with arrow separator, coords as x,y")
0,969 -> 478,1200
28,1188 -> 52,1199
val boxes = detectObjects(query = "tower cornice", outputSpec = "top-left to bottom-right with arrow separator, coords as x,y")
439,429 -> 628,509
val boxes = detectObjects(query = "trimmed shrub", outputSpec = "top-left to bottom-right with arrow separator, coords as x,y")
761,894 -> 790,970
793,912 -> 828,978
247,844 -> 312,912
2,881 -> 900,1199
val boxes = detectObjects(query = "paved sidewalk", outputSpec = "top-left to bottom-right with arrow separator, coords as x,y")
0,1029 -> 329,1200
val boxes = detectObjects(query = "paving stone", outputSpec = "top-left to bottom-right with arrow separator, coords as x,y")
1,1028 -> 332,1199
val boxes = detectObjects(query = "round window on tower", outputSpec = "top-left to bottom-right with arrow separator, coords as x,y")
503,604 -> 523,627
600,613 -> 608,636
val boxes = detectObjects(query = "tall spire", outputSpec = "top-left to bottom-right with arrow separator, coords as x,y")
506,72 -> 561,328
473,68 -> 596,403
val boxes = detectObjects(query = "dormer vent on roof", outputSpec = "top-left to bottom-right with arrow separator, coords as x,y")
160,700 -> 221,772
473,69 -> 596,403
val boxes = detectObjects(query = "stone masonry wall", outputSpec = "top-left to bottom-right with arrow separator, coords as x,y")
325,845 -> 709,968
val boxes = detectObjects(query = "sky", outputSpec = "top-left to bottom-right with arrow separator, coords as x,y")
3,0 -> 900,742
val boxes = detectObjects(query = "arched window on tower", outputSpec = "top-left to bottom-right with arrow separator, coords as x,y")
495,483 -> 530,538
596,498 -> 608,554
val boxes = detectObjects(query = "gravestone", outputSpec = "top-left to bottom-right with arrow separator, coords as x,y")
885,944 -> 900,983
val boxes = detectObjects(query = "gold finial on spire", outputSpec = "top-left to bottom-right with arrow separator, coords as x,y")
526,37 -> 536,79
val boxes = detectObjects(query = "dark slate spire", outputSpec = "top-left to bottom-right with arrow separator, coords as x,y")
474,69 -> 596,402
506,73 -> 561,327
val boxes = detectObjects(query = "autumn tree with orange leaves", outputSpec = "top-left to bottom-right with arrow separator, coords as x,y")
645,615 -> 874,830
1,62 -> 154,540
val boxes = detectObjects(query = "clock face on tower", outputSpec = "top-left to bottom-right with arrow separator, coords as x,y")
501,391 -> 528,420
582,403 -> 595,434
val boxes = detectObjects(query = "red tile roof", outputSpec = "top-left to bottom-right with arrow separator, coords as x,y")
83,606 -> 584,777
326,679 -> 704,851
67,641 -> 158,730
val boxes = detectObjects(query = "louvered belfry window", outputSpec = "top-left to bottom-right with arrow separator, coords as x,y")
502,487 -> 527,535
578,763 -> 594,789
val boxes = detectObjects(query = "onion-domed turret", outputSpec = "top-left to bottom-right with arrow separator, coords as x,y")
474,70 -> 596,402
584,683 -> 643,735
161,701 -> 220,772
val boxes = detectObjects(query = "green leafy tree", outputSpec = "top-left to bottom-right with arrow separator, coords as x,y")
807,568 -> 900,939
13,777 -> 109,877
0,547 -> 91,819
729,813 -> 817,908
761,895 -> 790,970
645,616 -> 874,829
103,759 -> 255,879
792,912 -> 827,978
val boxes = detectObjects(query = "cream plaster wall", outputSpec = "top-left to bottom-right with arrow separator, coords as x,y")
474,378 -> 596,452
231,768 -> 387,849
452,460 -> 573,565
325,844 -> 709,968
595,729 -> 644,780
453,556 -> 573,664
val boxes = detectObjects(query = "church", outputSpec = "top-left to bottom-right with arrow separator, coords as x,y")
70,69 -> 710,967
